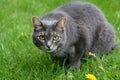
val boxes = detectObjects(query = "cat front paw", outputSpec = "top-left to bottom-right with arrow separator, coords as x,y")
70,60 -> 81,69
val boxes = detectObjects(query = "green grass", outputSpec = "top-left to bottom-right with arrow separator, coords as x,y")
0,0 -> 120,79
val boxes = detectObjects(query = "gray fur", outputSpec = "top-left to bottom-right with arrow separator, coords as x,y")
32,2 -> 117,68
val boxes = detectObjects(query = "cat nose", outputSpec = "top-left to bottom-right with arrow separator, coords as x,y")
46,41 -> 52,49
46,45 -> 50,48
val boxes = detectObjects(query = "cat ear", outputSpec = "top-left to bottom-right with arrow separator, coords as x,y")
32,17 -> 43,30
56,17 -> 67,32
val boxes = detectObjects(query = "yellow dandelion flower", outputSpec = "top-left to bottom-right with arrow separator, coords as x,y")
86,74 -> 97,80
89,52 -> 96,57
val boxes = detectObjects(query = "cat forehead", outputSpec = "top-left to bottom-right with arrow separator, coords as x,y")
39,31 -> 60,36
41,31 -> 59,34
41,19 -> 57,26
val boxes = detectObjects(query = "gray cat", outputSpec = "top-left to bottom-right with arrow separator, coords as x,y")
32,2 -> 117,68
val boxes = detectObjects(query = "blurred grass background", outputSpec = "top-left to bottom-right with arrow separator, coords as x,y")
0,0 -> 120,79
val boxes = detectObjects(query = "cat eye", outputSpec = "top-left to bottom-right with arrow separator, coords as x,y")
52,36 -> 59,41
38,35 -> 46,40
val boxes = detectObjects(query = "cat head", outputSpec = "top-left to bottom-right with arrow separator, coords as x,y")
32,16 -> 67,52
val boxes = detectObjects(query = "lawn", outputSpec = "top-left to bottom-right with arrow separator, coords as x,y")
0,0 -> 120,80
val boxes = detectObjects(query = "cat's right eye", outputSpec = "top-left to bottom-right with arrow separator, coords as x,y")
52,35 -> 59,41
38,35 -> 46,40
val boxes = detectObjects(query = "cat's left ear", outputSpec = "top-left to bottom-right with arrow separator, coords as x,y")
32,17 -> 43,30
56,17 -> 67,32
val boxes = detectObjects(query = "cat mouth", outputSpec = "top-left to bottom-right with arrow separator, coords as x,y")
39,46 -> 57,53
46,46 -> 57,52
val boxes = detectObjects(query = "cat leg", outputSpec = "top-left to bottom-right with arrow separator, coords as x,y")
67,46 -> 83,68
69,56 -> 81,68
